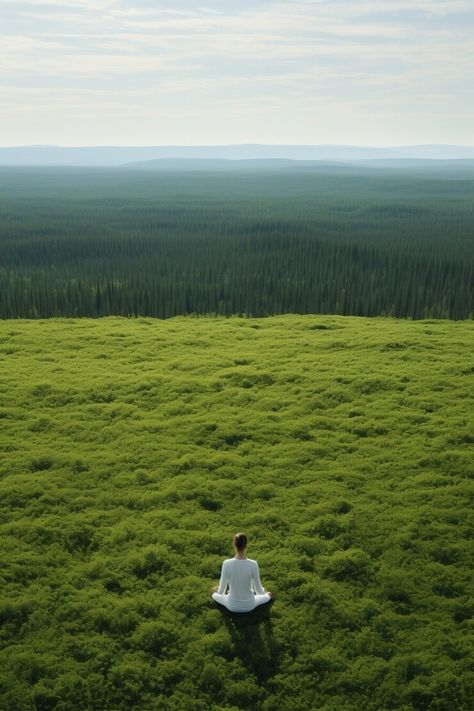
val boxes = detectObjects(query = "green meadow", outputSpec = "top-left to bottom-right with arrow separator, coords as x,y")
0,315 -> 473,710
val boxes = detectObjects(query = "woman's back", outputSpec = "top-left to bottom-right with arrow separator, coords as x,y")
221,558 -> 263,601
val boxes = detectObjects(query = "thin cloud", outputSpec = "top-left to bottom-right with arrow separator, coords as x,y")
0,0 -> 472,144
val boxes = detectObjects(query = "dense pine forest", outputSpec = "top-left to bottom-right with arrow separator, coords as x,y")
0,165 -> 472,320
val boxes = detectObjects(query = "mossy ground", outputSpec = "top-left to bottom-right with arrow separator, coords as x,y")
0,315 -> 473,710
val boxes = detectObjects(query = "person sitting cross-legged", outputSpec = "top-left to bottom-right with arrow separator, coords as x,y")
212,532 -> 272,613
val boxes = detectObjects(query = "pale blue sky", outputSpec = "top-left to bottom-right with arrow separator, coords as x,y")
1,0 -> 473,146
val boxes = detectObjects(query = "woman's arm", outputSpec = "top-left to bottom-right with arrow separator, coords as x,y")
251,561 -> 265,594
216,560 -> 229,594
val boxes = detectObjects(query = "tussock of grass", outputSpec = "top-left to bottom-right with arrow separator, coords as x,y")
0,315 -> 473,710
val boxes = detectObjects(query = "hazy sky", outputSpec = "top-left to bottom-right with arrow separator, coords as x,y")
1,0 -> 473,146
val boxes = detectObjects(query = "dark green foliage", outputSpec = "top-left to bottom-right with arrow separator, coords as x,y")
0,167 -> 472,320
0,315 -> 473,710
29,456 -> 55,472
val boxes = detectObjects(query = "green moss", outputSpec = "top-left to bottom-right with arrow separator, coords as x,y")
0,315 -> 473,709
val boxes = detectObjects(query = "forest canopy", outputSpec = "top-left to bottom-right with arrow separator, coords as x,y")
0,165 -> 472,320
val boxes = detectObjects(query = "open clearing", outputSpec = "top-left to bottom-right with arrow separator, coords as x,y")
0,315 -> 473,710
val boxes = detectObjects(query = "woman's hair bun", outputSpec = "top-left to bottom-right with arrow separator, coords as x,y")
233,532 -> 248,551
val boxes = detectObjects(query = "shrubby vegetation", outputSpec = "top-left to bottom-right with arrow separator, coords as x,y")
0,315 -> 473,709
0,166 -> 472,320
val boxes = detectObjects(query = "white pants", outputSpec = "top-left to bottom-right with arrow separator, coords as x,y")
212,592 -> 271,613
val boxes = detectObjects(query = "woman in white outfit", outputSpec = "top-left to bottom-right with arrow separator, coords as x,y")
212,533 -> 272,613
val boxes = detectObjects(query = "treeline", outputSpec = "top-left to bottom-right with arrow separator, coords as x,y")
0,236 -> 471,319
0,168 -> 472,320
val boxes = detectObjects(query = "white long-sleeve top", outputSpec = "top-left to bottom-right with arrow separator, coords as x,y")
217,557 -> 266,601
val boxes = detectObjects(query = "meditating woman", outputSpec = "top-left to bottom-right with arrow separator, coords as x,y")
212,532 -> 272,612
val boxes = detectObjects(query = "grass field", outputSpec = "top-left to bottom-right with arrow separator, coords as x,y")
0,315 -> 473,710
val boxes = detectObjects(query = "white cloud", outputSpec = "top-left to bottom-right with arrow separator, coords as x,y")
0,0 -> 472,144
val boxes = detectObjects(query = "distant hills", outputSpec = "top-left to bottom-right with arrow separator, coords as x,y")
1,144 -> 474,167
122,158 -> 474,174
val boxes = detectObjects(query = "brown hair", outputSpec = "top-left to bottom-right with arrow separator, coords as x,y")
233,532 -> 248,552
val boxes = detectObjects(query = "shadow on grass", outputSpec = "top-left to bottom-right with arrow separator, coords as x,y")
214,601 -> 280,682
